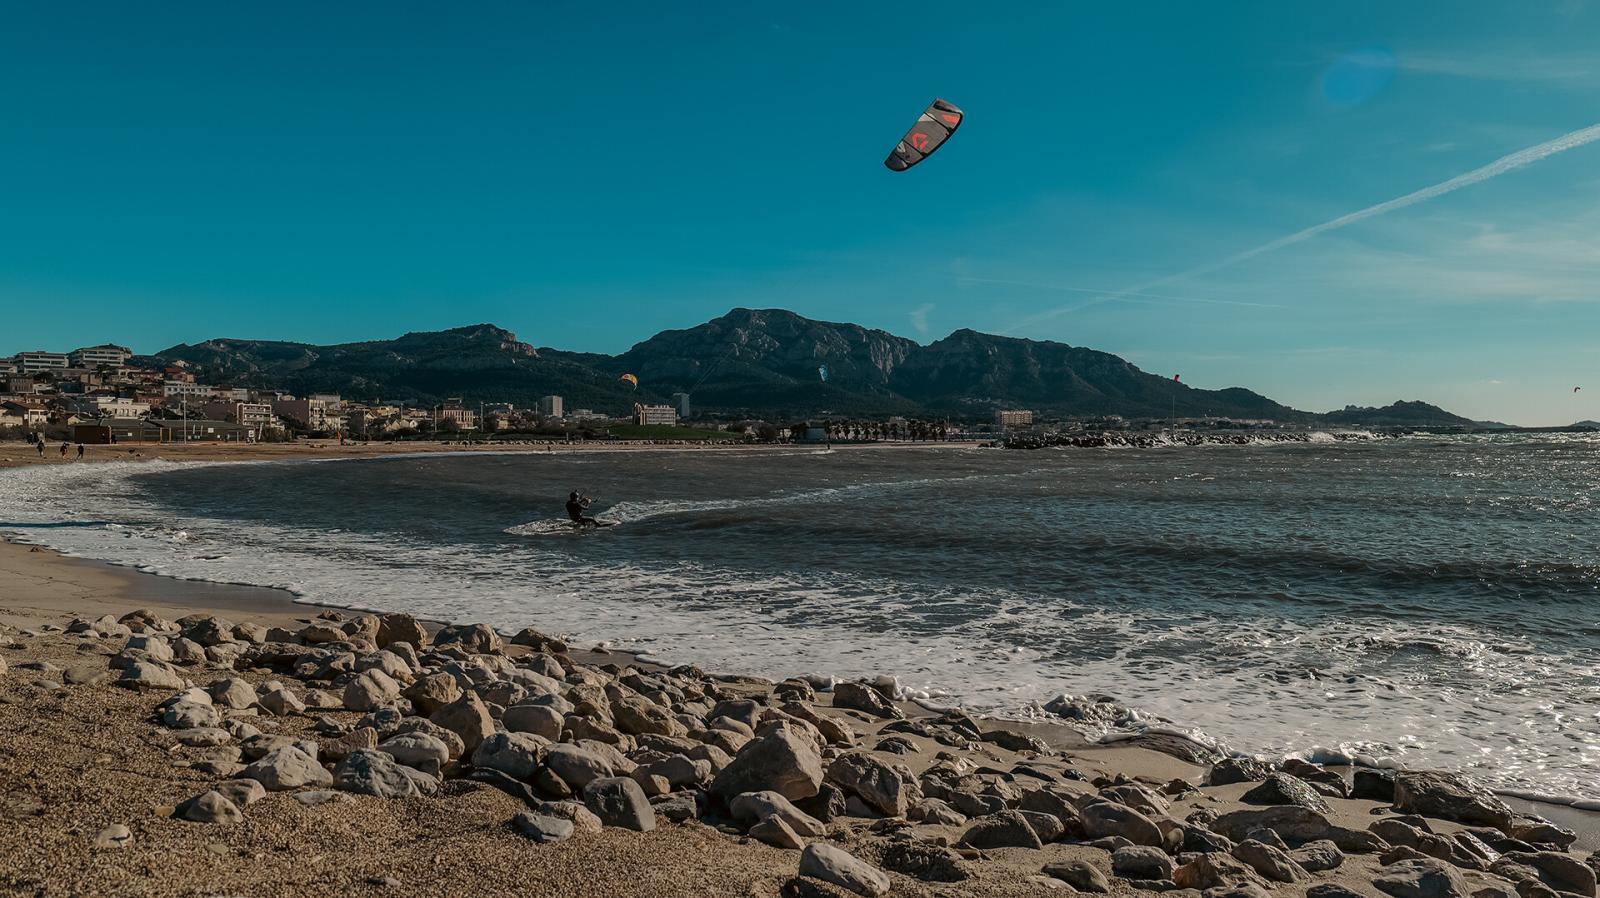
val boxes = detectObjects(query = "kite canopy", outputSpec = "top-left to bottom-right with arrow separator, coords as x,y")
619,373 -> 638,389
885,98 -> 963,172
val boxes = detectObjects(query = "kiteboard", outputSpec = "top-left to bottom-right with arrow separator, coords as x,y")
505,519 -> 619,536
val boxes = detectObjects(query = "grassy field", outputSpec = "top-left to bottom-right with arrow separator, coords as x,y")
607,423 -> 737,441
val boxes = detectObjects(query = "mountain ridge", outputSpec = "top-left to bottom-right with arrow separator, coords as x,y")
140,309 -> 1479,425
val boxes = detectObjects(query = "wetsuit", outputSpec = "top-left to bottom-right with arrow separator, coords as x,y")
565,496 -> 597,527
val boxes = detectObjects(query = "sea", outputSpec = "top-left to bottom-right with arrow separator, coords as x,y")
2,434 -> 1597,804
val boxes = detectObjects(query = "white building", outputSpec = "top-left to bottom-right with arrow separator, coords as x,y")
672,392 -> 691,420
70,344 -> 133,368
634,403 -> 678,426
995,409 -> 1034,428
75,396 -> 146,418
18,351 -> 70,373
538,395 -> 563,418
163,381 -> 212,398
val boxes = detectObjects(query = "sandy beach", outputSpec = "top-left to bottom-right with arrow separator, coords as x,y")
2,521 -> 1597,898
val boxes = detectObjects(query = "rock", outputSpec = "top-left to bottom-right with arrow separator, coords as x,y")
831,682 -> 901,719
503,702 -> 564,740
93,824 -> 133,849
321,727 -> 379,763
429,691 -> 494,754
170,637 -> 206,664
1210,758 -> 1274,786
1173,853 -> 1262,891
176,790 -> 243,824
215,779 -> 267,808
1291,840 -> 1345,872
403,673 -> 461,716
910,797 -> 966,825
343,669 -> 401,712
799,843 -> 891,897
1018,809 -> 1065,842
1354,768 -> 1398,802
1082,799 -> 1164,847
471,731 -> 546,781
291,790 -> 346,807
826,753 -> 909,817
207,677 -> 257,711
117,661 -> 185,691
242,746 -> 333,791
376,613 -> 427,649
259,685 -> 306,717
63,665 -> 112,686
1510,822 -> 1577,852
1212,806 -> 1385,853
1241,773 -> 1332,813
1115,845 -> 1177,880
582,777 -> 655,832
871,840 -> 970,883
612,695 -> 687,738
174,727 -> 231,748
535,800 -> 603,833
1501,852 -> 1597,897
545,744 -> 613,791
960,810 -> 1044,850
513,811 -> 575,844
1234,839 -> 1309,882
378,732 -> 450,774
711,724 -> 824,802
1374,859 -> 1472,898
1308,886 -> 1369,898
752,814 -> 807,850
334,750 -> 439,799
731,791 -> 826,837
797,783 -> 849,823
982,728 -> 1048,753
1393,772 -> 1514,831
432,623 -> 502,655
1044,859 -> 1112,893
1282,759 -> 1350,798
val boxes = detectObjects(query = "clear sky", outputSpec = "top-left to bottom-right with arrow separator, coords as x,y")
4,1 -> 1598,425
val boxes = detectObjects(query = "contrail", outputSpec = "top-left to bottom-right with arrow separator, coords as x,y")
1006,122 -> 1600,331
956,276 -> 1287,309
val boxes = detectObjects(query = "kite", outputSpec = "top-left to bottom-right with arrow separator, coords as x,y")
1576,386 -> 1583,393
1173,374 -> 1181,382
884,98 -> 963,172
619,373 -> 638,390
818,365 -> 829,383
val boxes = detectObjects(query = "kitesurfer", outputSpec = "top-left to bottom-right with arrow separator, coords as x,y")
565,491 -> 598,528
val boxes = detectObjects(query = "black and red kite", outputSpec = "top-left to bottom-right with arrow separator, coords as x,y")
885,98 -> 964,172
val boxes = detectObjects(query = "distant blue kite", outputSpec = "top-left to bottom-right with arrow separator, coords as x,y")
818,366 -> 829,383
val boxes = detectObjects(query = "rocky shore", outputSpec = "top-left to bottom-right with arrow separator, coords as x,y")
1,606 -> 1595,898
1003,431 -> 1384,450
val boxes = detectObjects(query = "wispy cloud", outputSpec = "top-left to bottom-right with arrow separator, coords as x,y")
908,303 -> 934,338
1399,52 -> 1596,83
958,276 -> 1286,310
1012,121 -> 1600,331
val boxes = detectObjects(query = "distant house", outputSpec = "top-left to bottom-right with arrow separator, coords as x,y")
634,403 -> 678,426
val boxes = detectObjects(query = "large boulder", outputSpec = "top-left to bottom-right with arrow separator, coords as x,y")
176,790 -> 243,824
730,791 -> 825,837
1212,806 -> 1385,853
471,731 -> 547,781
711,724 -> 824,802
826,753 -> 910,818
403,673 -> 461,715
242,746 -> 333,791
376,613 -> 427,648
1374,858 -> 1472,898
1501,852 -> 1597,897
206,677 -> 258,711
342,669 -> 401,712
117,661 -> 185,691
959,810 -> 1043,850
831,682 -> 901,719
429,691 -> 495,754
378,732 -> 450,774
1233,839 -> 1309,882
1081,800 -> 1163,847
581,777 -> 655,832
1241,773 -> 1332,813
1113,845 -> 1176,880
798,843 -> 891,897
334,750 -> 439,799
432,623 -> 502,655
544,744 -> 613,791
503,703 -> 565,740
1393,772 -> 1515,831
1043,860 -> 1111,893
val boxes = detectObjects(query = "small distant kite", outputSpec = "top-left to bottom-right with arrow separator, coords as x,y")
1173,374 -> 1181,382
818,365 -> 829,383
884,98 -> 963,172
619,373 -> 638,390
1576,386 -> 1584,393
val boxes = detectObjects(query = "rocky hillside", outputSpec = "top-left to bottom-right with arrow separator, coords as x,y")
143,311 -> 1474,424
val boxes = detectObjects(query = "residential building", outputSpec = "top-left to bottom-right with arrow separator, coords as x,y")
995,409 -> 1034,428
672,392 -> 691,420
163,381 -> 211,398
70,344 -> 133,368
75,396 -> 146,418
568,408 -> 606,422
18,351 -> 70,373
634,403 -> 678,426
435,403 -> 476,430
538,395 -> 563,418
1,400 -> 50,428
6,376 -> 37,394
272,398 -> 340,432
204,400 -> 274,430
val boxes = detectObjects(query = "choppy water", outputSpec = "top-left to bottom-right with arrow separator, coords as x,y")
2,436 -> 1597,801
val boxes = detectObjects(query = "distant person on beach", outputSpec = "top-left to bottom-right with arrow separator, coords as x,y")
75,443 -> 84,460
35,440 -> 44,458
59,442 -> 68,458
565,491 -> 597,527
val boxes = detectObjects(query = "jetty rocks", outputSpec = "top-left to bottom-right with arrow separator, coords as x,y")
10,606 -> 1596,898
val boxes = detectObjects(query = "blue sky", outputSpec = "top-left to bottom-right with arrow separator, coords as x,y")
4,2 -> 1598,425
